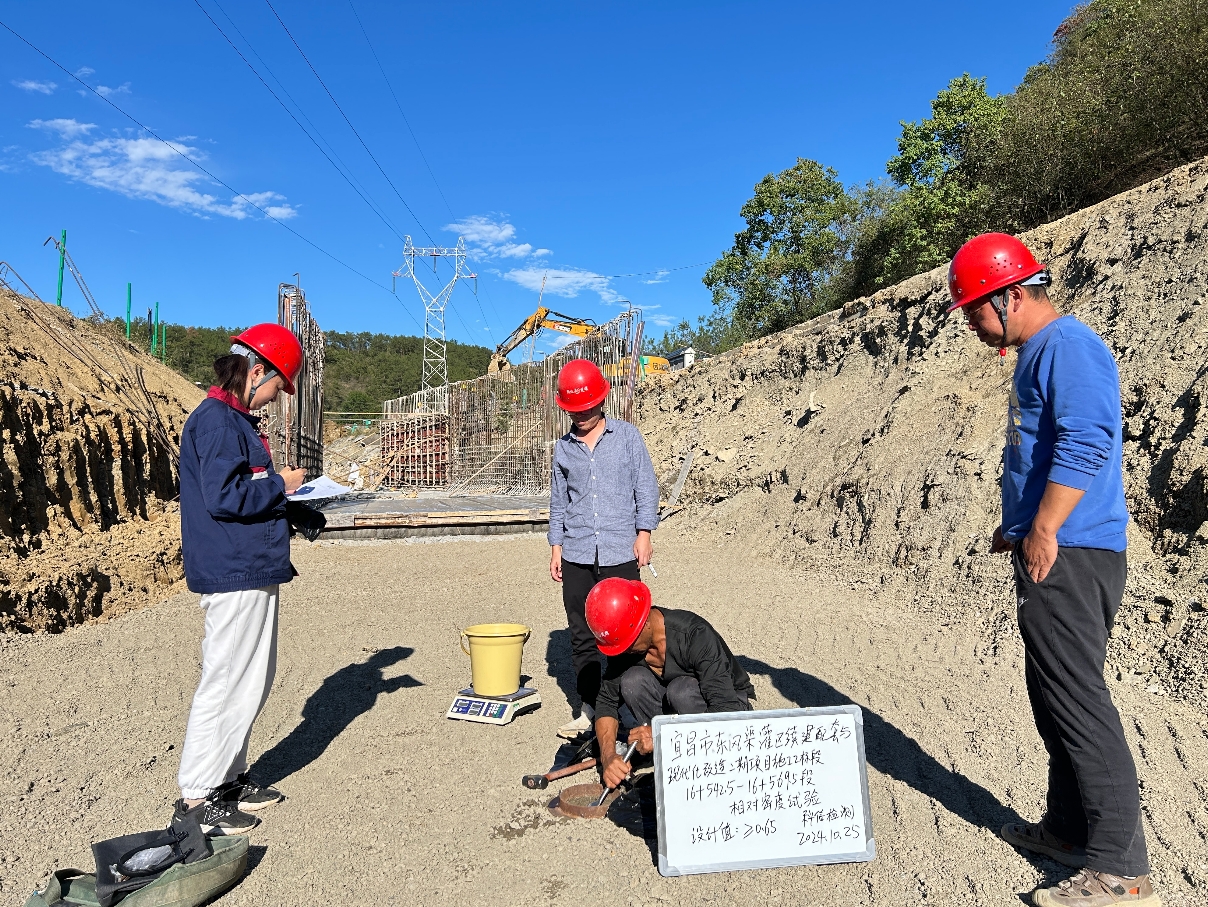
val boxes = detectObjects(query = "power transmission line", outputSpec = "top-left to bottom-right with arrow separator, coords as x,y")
346,0 -> 454,221
260,0 -> 488,344
197,1 -> 481,344
193,0 -> 408,244
263,0 -> 434,244
0,16 -> 424,333
344,1 -> 506,341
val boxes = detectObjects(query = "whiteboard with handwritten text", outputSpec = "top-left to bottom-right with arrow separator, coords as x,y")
653,706 -> 874,876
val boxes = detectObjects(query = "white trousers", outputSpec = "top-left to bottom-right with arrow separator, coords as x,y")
178,585 -> 279,799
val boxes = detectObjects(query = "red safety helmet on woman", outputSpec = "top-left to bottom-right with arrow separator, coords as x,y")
231,324 -> 304,395
946,233 -> 1047,313
585,578 -> 653,656
556,358 -> 610,412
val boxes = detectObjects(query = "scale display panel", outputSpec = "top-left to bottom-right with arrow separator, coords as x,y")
445,687 -> 541,726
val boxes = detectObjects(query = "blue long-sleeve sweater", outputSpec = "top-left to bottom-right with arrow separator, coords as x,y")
1002,316 -> 1129,551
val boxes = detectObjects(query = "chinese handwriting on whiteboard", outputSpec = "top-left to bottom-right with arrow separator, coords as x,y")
664,718 -> 861,850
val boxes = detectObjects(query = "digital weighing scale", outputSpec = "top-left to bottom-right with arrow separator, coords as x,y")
445,686 -> 541,725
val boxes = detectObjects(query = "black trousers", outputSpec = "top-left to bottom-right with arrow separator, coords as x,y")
619,664 -> 751,726
561,558 -> 639,711
1014,545 -> 1149,876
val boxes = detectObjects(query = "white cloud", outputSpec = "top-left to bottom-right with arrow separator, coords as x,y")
75,67 -> 95,77
13,79 -> 57,94
645,312 -> 678,328
505,266 -> 621,305
0,145 -> 20,173
28,118 -> 96,139
539,332 -> 579,354
262,203 -> 298,219
452,215 -> 668,313
446,214 -> 546,260
642,269 -> 670,285
27,126 -> 296,220
95,82 -> 131,98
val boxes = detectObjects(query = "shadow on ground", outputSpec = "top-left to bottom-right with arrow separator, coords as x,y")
604,659 -> 1063,876
744,659 -> 1074,889
741,658 -> 1024,833
252,646 -> 422,788
545,629 -> 582,710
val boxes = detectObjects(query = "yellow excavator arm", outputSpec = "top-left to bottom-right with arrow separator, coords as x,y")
488,306 -> 597,374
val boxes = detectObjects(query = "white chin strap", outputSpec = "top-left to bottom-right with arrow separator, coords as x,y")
230,343 -> 279,407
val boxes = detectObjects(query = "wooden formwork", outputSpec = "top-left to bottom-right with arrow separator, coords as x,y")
380,413 -> 451,487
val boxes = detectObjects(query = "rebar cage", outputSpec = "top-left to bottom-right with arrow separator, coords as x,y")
380,310 -> 645,494
260,284 -> 325,476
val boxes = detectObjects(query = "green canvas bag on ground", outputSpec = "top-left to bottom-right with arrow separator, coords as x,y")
23,835 -> 248,907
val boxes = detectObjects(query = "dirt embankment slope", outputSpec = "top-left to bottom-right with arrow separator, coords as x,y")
0,293 -> 203,632
636,156 -> 1208,704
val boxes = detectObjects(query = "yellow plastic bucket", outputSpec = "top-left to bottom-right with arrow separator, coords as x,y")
460,623 -> 531,697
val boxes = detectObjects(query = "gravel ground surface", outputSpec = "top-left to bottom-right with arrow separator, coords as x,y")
3,532 -> 1206,906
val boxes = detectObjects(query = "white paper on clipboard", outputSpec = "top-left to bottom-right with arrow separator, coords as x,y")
285,475 -> 350,502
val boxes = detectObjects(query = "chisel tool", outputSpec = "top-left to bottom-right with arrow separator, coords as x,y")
594,741 -> 638,807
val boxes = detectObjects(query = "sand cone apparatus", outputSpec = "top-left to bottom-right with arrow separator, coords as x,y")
460,624 -> 531,696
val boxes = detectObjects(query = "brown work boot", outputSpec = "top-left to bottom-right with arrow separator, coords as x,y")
1001,821 -> 1087,868
1032,869 -> 1161,906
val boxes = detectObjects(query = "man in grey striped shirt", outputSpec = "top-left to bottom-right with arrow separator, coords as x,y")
548,359 -> 660,738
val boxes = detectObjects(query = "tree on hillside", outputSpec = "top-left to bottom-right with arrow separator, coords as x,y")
870,75 -> 1004,289
986,0 -> 1208,228
644,310 -> 747,358
108,318 -> 243,387
322,331 -> 491,411
703,158 -> 858,340
692,0 -> 1208,353
122,319 -> 493,413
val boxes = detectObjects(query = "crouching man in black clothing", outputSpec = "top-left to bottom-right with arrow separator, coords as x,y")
585,577 -> 755,790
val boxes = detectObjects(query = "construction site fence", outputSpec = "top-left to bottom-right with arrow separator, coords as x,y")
261,284 -> 324,477
380,310 -> 646,494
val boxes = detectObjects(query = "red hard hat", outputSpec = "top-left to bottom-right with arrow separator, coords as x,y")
231,324 -> 304,394
556,358 -> 610,412
585,578 -> 652,656
946,233 -> 1047,313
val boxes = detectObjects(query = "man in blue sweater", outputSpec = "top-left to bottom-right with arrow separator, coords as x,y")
948,234 -> 1158,907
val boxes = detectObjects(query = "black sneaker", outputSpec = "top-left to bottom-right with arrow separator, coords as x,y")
173,797 -> 259,836
215,773 -> 284,812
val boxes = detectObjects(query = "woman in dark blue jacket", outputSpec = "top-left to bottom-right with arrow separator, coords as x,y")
173,323 -> 306,836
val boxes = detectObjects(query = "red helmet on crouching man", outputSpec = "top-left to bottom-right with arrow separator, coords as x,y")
585,577 -> 651,656
583,578 -> 756,792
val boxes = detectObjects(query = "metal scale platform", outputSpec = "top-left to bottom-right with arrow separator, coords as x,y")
445,686 -> 542,726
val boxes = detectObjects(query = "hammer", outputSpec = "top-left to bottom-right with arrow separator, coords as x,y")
521,758 -> 597,790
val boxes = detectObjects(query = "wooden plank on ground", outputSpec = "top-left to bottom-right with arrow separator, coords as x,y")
350,508 -> 549,528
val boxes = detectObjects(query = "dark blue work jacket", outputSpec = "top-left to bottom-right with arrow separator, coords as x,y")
179,389 -> 293,594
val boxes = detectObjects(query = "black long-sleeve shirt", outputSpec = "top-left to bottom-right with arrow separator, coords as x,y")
595,608 -> 755,722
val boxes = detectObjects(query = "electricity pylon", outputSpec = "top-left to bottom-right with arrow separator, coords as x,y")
395,236 -> 473,401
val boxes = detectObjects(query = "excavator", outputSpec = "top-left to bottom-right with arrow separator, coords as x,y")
487,306 -> 596,375
487,306 -> 670,378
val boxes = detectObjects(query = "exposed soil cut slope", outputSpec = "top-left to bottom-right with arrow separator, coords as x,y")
0,293 -> 203,632
636,156 -> 1208,705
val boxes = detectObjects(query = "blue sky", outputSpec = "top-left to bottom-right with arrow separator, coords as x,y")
1,1 -> 1072,354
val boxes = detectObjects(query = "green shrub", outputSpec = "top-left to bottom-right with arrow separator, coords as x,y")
702,0 -> 1208,345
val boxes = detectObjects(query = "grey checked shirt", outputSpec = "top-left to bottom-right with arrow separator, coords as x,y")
548,418 -> 660,566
